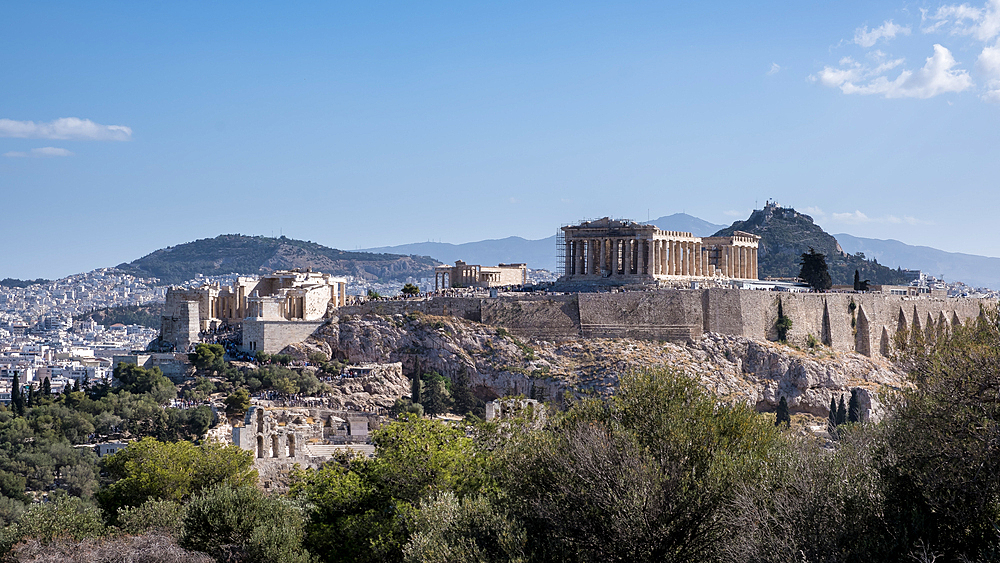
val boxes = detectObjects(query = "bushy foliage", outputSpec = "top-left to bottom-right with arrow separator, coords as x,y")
181,484 -> 310,563
495,369 -> 781,563
403,492 -> 526,563
291,415 -> 490,563
116,499 -> 187,537
0,494 -> 106,553
97,438 -> 256,519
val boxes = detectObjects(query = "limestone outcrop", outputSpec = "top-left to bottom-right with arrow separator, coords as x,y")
306,313 -> 907,420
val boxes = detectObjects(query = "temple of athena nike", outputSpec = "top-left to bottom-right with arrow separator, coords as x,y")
559,217 -> 760,283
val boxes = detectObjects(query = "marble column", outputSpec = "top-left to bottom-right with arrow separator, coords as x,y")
694,242 -> 702,277
623,239 -> 631,275
652,240 -> 659,275
597,238 -> 608,275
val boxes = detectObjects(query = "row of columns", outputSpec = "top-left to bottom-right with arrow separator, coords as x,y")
565,238 -> 758,279
434,271 -> 451,291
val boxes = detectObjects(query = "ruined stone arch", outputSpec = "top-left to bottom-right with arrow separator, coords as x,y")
952,311 -> 962,327
256,409 -> 264,433
880,326 -> 891,357
897,307 -> 908,333
287,434 -> 296,457
271,435 -> 280,458
256,435 -> 264,459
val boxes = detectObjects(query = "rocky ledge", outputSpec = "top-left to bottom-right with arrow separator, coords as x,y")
285,312 -> 906,420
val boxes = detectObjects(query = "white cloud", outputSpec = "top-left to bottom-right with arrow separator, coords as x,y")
767,62 -> 781,75
0,117 -> 132,141
924,0 -> 1000,40
813,44 -> 972,98
3,147 -> 74,158
829,210 -> 929,225
854,20 -> 911,47
977,42 -> 1000,99
801,206 -> 826,217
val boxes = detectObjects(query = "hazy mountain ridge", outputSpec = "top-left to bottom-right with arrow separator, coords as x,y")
115,234 -> 441,285
712,206 -> 910,286
835,233 -> 1000,289
360,214 -> 726,271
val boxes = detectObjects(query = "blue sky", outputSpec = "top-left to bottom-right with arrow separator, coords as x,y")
4,1 -> 1000,279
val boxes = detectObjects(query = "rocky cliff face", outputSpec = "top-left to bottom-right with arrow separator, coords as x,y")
300,312 -> 906,420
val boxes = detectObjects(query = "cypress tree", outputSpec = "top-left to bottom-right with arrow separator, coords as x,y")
410,374 -> 422,406
837,395 -> 847,426
775,396 -> 791,427
73,378 -> 81,392
26,384 -> 34,408
42,377 -> 51,397
829,397 -> 838,427
11,373 -> 23,416
848,388 -> 861,423
853,269 -> 861,291
451,369 -> 476,415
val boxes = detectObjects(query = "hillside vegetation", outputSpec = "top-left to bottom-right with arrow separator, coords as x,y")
713,205 -> 911,285
74,304 -> 163,329
116,234 -> 440,285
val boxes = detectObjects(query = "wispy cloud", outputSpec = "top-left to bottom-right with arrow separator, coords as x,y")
828,210 -> 930,225
3,147 -> 74,158
801,206 -> 826,217
767,62 -> 781,75
922,0 -> 1000,40
812,44 -> 972,98
0,117 -> 132,141
854,20 -> 911,47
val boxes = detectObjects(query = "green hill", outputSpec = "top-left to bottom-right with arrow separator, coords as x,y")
712,204 -> 910,286
116,234 -> 441,285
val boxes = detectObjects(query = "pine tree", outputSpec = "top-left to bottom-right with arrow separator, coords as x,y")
775,396 -> 791,427
848,388 -> 861,423
799,247 -> 833,291
829,397 -> 838,428
837,395 -> 847,426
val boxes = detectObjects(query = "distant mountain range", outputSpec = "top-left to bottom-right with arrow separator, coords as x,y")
116,234 -> 440,285
834,234 -> 1000,289
360,214 -> 727,272
110,215 -> 1000,289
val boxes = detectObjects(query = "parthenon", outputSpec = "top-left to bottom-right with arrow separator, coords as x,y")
559,217 -> 760,282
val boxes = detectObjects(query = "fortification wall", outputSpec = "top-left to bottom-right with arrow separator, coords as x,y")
481,295 -> 581,339
243,320 -> 326,354
329,291 -> 993,359
578,292 -> 703,341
